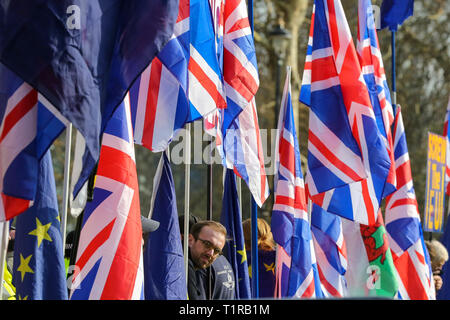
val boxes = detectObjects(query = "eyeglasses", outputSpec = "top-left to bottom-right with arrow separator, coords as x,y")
196,237 -> 223,256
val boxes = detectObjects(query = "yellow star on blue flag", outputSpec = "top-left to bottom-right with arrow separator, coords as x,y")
12,150 -> 68,300
28,217 -> 53,248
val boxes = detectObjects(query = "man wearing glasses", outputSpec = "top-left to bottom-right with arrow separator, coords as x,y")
187,220 -> 235,300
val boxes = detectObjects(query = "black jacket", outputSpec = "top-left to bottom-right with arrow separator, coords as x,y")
187,252 -> 236,300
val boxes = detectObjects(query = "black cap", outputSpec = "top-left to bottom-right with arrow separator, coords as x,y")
178,214 -> 200,235
141,216 -> 160,233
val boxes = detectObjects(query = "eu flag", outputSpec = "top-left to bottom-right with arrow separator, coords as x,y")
0,0 -> 179,197
144,152 -> 187,300
220,169 -> 251,299
380,0 -> 414,31
12,150 -> 68,300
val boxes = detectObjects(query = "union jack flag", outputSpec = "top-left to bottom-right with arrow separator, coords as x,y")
443,96 -> 450,195
130,0 -> 189,152
0,65 -> 66,222
205,0 -> 268,207
385,106 -> 434,300
311,202 -> 348,297
129,0 -> 223,153
189,0 -> 227,118
272,68 -> 321,298
300,0 -> 391,226
70,97 -> 144,300
299,4 -> 314,107
357,0 -> 396,197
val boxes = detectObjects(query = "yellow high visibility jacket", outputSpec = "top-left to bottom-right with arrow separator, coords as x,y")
2,264 -> 15,300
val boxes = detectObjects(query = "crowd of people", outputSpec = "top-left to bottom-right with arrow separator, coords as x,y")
3,214 -> 450,300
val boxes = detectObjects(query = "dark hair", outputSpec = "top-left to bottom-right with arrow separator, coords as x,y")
178,214 -> 200,235
190,220 -> 227,240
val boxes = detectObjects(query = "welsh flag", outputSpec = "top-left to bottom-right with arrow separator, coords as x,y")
342,211 -> 398,297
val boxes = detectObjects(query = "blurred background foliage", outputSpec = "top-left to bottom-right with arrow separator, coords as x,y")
51,0 -> 449,235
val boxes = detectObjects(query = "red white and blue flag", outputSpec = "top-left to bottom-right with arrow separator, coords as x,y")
272,68 -> 321,298
300,0 -> 392,225
70,97 -> 144,300
205,0 -> 268,207
385,106 -> 434,300
0,65 -> 66,222
443,96 -> 450,195
129,0 -> 224,152
299,4 -> 314,107
311,202 -> 348,297
357,0 -> 396,197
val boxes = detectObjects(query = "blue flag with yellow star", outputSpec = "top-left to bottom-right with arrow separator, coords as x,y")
220,169 -> 251,299
12,150 -> 68,300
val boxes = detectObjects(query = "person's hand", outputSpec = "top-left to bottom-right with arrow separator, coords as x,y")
434,275 -> 443,291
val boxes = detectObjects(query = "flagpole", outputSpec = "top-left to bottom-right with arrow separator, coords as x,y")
391,30 -> 397,115
0,221 -> 9,300
184,123 -> 191,288
61,123 -> 72,254
206,125 -> 213,300
247,0 -> 259,299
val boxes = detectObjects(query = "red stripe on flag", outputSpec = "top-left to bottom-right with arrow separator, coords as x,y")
96,147 -> 137,187
390,198 -> 419,210
101,194 -> 142,299
360,180 -> 375,225
227,18 -> 250,34
0,90 -> 37,143
415,249 -> 426,265
176,0 -> 189,22
223,48 -> 258,101
1,194 -> 31,220
74,219 -> 116,275
317,264 -> 342,297
189,57 -> 227,109
275,194 -> 307,212
302,276 -> 316,298
279,137 -> 295,176
395,161 -> 412,188
311,56 -> 337,82
395,251 -> 429,300
308,130 -> 363,182
141,59 -> 162,150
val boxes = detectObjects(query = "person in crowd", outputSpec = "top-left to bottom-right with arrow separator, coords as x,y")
242,218 -> 276,298
2,227 -> 16,300
179,215 -> 235,300
425,239 -> 449,292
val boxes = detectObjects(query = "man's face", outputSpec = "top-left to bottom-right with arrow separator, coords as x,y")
189,226 -> 225,269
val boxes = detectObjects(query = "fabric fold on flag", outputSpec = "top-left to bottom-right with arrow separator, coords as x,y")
0,0 -> 179,201
272,67 -> 321,298
311,202 -> 348,298
357,0 -> 396,199
0,64 -> 66,222
143,152 -> 187,300
300,0 -> 392,226
443,96 -> 450,195
380,0 -> 414,31
220,169 -> 251,299
12,150 -> 68,300
342,210 -> 398,298
385,106 -> 434,300
204,0 -> 268,207
70,97 -> 144,300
